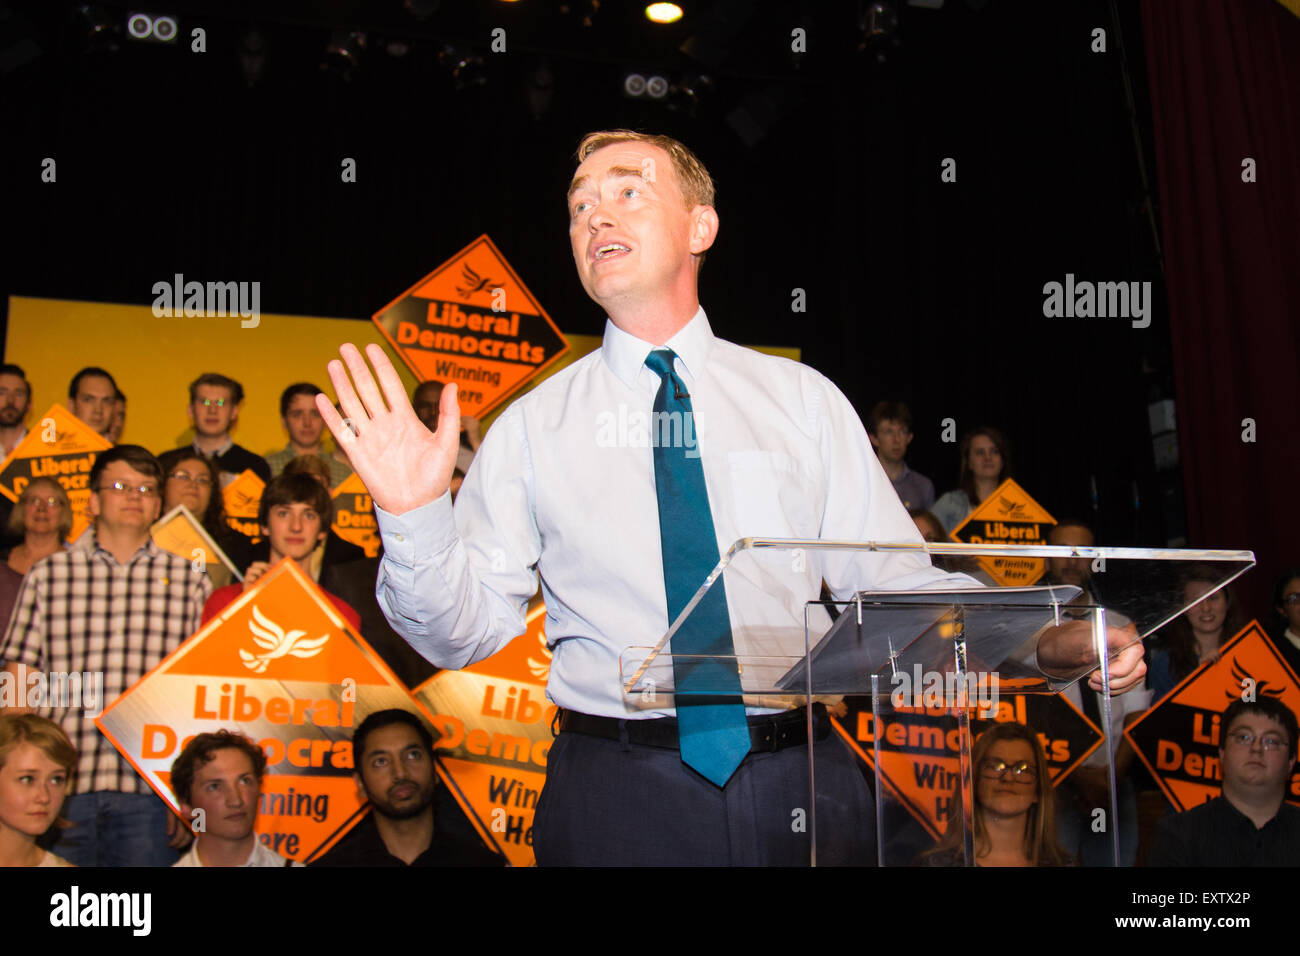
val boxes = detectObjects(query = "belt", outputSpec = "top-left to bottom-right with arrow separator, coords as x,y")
556,703 -> 830,754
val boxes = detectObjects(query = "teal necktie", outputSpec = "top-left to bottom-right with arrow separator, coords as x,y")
645,349 -> 749,787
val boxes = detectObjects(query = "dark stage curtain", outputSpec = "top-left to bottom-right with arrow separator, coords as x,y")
1141,0 -> 1300,618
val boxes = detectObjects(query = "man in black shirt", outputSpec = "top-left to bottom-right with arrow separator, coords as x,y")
310,709 -> 504,867
1149,697 -> 1300,866
163,373 -> 270,488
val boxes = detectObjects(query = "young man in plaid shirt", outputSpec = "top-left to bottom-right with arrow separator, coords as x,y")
0,445 -> 211,865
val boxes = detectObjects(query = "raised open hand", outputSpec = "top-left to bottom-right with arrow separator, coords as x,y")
317,343 -> 461,515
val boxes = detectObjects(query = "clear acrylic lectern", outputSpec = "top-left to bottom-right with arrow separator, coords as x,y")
620,539 -> 1254,866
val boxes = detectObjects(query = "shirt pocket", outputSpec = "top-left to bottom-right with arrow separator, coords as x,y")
727,450 -> 816,538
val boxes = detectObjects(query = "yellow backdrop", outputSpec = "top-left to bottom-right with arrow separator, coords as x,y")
5,295 -> 796,454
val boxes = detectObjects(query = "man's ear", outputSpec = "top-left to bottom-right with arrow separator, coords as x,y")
186,403 -> 196,427
260,524 -> 271,540
868,433 -> 881,450
688,204 -> 719,256
353,773 -> 369,806
228,404 -> 240,427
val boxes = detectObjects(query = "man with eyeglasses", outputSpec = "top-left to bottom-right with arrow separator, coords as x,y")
1272,567 -> 1300,678
0,445 -> 211,865
162,373 -> 270,488
1148,697 -> 1300,866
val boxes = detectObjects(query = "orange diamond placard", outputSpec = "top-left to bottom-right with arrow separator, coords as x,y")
96,559 -> 424,862
222,468 -> 264,542
411,599 -> 553,866
1126,620 -> 1300,812
152,503 -> 241,589
835,691 -> 1101,840
373,235 -> 569,419
951,479 -> 1056,586
331,472 -> 379,558
0,403 -> 112,541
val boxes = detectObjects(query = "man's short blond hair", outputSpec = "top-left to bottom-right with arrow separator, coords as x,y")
575,130 -> 716,209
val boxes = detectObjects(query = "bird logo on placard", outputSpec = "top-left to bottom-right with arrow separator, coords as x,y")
239,605 -> 330,674
455,263 -> 499,299
996,495 -> 1028,519
527,628 -> 552,680
1226,658 -> 1287,702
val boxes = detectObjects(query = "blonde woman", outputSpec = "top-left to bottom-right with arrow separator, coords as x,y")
0,714 -> 77,867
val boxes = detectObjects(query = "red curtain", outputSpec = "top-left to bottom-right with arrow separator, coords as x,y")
1141,0 -> 1300,618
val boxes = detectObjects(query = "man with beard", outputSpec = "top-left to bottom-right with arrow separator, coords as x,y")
0,365 -> 32,550
310,709 -> 505,867
0,364 -> 30,457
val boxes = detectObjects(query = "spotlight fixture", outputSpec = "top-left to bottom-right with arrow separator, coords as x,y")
858,1 -> 901,60
437,44 -> 486,90
126,12 -> 178,43
645,3 -> 683,23
322,29 -> 365,81
621,71 -> 670,100
74,3 -> 119,52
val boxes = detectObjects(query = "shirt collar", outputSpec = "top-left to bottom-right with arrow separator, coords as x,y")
195,435 -> 234,458
1284,628 -> 1300,652
88,527 -> 160,565
601,307 -> 714,390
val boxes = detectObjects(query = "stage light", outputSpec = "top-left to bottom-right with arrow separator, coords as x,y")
322,30 -> 365,81
858,0 -> 900,61
125,12 -> 178,44
437,44 -> 487,90
622,72 -> 671,100
74,3 -> 120,52
645,3 -> 684,23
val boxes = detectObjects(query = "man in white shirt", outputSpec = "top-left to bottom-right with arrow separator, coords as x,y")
317,130 -> 1146,865
170,731 -> 299,867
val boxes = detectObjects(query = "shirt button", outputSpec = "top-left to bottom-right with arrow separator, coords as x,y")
393,533 -> 404,543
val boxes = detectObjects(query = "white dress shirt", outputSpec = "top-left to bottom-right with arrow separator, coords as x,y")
375,309 -> 970,718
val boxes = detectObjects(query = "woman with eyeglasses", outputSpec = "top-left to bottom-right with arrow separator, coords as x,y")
157,449 -> 254,576
4,478 -> 72,576
919,721 -> 1073,866
0,478 -> 73,633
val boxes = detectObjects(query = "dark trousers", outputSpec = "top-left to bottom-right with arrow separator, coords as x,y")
533,727 -> 875,866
